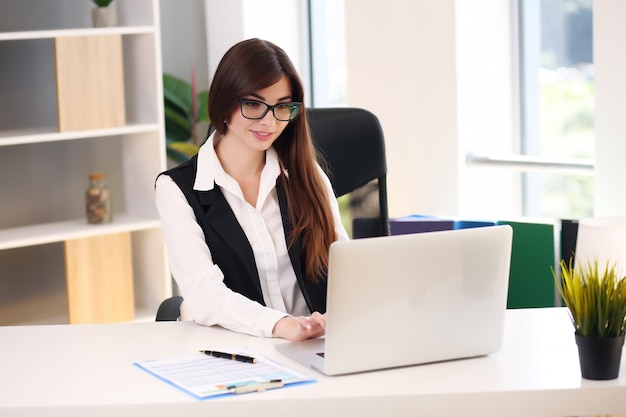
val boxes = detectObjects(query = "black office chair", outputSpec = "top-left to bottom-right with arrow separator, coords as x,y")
155,295 -> 184,321
308,107 -> 389,238
155,107 -> 389,321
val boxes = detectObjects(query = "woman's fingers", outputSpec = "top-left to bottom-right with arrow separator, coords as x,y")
309,311 -> 326,330
274,314 -> 327,342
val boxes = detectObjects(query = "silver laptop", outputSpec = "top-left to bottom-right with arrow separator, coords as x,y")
276,225 -> 513,375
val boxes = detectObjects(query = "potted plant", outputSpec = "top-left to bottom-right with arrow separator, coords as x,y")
91,0 -> 116,27
553,258 -> 626,380
163,72 -> 210,164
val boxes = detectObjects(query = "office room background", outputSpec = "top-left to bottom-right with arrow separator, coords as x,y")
165,0 -> 625,220
1,0 -> 625,325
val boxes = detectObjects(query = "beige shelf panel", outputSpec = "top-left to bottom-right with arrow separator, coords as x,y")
55,34 -> 126,131
65,232 -> 135,324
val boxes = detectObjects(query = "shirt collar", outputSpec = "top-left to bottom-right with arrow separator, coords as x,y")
193,131 -> 283,193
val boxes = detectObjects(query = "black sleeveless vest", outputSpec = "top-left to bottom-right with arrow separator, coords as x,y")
159,156 -> 327,314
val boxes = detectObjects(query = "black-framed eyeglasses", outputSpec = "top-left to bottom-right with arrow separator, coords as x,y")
238,98 -> 302,122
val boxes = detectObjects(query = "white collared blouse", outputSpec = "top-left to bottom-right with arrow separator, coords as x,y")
155,133 -> 349,337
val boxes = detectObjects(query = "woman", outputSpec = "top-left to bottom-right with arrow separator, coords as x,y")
155,38 -> 349,341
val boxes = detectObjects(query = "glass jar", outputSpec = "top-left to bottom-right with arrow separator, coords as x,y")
86,173 -> 112,224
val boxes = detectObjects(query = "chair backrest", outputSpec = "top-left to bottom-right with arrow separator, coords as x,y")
155,295 -> 183,321
307,107 -> 389,238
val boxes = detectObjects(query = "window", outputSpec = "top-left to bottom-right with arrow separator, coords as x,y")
309,1 -> 595,220
309,0 -> 347,107
519,0 -> 594,218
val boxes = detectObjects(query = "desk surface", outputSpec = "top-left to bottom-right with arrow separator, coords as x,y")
1,308 -> 625,417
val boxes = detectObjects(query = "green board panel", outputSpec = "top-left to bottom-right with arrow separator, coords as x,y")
498,220 -> 557,309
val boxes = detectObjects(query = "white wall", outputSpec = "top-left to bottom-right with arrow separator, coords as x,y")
160,1 -> 209,90
593,0 -> 626,217
203,0 -> 310,98
455,1 -> 519,218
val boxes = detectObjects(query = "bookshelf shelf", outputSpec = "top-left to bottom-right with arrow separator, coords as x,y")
0,0 -> 171,325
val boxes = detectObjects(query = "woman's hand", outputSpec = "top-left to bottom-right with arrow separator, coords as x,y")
272,312 -> 327,342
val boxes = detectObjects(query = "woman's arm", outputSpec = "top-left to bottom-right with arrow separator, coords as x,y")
155,174 -> 287,337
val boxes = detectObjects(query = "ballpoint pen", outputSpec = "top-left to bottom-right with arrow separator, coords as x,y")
199,350 -> 257,363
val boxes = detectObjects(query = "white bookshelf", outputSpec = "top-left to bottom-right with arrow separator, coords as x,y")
0,0 -> 171,325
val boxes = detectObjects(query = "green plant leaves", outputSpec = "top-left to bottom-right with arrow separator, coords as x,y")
163,73 -> 193,115
553,258 -> 626,337
164,106 -> 192,142
163,73 -> 210,164
196,91 -> 210,122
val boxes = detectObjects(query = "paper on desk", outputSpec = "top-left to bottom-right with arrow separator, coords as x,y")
134,349 -> 315,400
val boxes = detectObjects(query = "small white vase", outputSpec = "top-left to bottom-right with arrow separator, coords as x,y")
92,6 -> 117,28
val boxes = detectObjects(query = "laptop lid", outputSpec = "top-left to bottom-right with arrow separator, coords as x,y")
276,224 -> 513,375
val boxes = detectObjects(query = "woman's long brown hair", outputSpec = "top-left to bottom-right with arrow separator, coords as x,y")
207,38 -> 337,282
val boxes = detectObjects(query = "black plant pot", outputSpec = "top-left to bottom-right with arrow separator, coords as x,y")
575,333 -> 625,380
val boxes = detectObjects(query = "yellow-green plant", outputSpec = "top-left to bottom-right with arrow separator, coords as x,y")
92,0 -> 114,7
553,258 -> 626,338
163,72 -> 209,163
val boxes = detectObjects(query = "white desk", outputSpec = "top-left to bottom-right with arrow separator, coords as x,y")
1,308 -> 624,417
